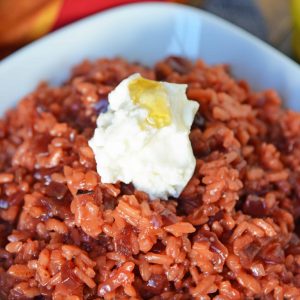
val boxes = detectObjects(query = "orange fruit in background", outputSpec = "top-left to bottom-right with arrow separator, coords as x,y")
0,0 -> 62,58
0,0 -> 171,59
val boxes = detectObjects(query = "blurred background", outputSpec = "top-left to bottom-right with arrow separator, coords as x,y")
0,0 -> 297,61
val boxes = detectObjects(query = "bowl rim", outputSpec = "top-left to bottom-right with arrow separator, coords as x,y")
0,1 -> 299,72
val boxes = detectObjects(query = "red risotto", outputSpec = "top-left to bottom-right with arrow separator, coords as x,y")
0,56 -> 300,299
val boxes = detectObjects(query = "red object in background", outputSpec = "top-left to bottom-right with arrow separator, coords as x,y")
0,0 -> 180,58
53,0 -> 166,29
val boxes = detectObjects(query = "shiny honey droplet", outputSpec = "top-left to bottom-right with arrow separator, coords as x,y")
129,77 -> 172,128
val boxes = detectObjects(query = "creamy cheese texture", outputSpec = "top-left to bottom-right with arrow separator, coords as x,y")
89,73 -> 199,199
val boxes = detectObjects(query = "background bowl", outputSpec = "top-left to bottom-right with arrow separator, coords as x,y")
0,2 -> 299,113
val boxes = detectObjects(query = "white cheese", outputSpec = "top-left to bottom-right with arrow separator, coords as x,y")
89,73 -> 199,199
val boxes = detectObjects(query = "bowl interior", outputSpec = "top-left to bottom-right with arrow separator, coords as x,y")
0,2 -> 299,113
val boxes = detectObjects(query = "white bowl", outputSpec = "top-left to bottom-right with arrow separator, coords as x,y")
0,2 -> 299,113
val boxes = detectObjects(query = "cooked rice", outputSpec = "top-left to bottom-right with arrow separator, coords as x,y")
0,56 -> 300,299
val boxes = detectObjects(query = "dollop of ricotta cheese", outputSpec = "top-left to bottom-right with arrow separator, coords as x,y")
89,73 -> 199,199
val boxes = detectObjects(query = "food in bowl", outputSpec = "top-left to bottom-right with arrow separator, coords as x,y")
0,56 -> 300,299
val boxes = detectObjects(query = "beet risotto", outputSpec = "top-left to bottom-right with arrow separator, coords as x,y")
1,56 -> 300,299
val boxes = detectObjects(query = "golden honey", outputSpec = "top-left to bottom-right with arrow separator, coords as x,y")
129,77 -> 171,128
